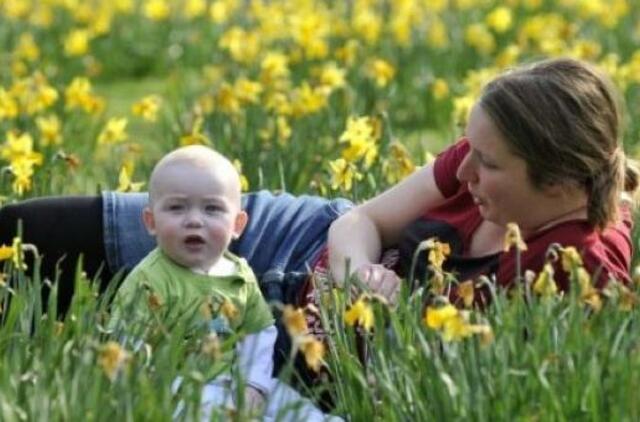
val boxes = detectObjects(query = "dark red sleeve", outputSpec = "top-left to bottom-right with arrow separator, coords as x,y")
433,138 -> 470,198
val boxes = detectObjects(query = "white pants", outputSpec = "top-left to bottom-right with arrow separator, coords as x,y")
175,377 -> 344,422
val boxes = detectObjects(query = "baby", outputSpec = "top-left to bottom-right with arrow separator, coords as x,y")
111,145 -> 275,415
111,145 -> 342,421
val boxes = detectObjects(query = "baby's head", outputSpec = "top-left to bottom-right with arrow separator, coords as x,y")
143,145 -> 247,272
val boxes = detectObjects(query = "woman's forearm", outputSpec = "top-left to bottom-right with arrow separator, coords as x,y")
327,209 -> 383,282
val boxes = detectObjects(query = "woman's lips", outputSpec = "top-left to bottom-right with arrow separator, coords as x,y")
468,187 -> 483,205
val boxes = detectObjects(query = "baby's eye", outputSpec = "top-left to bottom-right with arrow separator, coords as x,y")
205,205 -> 223,213
168,204 -> 184,211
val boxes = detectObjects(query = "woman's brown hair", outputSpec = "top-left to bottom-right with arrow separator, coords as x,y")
479,57 -> 639,229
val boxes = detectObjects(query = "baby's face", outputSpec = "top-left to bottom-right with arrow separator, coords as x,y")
144,161 -> 245,272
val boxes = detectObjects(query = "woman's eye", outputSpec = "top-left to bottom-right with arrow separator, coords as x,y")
480,159 -> 498,169
476,153 -> 498,169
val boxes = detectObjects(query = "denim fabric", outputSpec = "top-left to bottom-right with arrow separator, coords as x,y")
102,190 -> 352,279
102,192 -> 154,274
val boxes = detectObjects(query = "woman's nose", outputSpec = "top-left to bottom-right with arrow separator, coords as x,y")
456,152 -> 478,184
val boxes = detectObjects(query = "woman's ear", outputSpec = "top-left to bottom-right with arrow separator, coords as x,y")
142,207 -> 156,236
232,210 -> 248,239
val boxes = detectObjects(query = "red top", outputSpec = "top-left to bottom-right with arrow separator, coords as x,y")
422,139 -> 633,290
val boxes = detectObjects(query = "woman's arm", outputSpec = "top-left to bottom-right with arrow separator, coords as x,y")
328,164 -> 445,295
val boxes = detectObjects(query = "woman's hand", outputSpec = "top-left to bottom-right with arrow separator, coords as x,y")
355,263 -> 401,305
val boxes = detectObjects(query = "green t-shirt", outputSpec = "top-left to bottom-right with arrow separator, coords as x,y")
110,248 -> 274,375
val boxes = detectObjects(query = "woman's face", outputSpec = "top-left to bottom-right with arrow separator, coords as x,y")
456,104 -> 557,232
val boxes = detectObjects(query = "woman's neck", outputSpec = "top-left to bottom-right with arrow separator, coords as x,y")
521,195 -> 589,238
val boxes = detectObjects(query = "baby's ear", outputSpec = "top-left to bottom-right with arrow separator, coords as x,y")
232,210 -> 248,239
142,206 -> 156,236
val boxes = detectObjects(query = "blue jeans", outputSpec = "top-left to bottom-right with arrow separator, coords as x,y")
102,190 -> 353,281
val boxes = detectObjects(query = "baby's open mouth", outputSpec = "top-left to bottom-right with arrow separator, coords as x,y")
184,235 -> 205,245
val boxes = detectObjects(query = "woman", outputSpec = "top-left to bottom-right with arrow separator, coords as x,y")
329,57 -> 638,304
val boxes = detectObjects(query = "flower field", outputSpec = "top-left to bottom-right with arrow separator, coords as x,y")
0,0 -> 639,420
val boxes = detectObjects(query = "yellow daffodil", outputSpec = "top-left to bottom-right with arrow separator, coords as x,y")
425,304 -> 458,330
381,142 -> 415,184
339,116 -> 378,168
533,263 -> 558,297
180,115 -> 211,146
291,82 -> 329,116
14,33 -> 40,62
65,77 -> 104,114
184,0 -> 206,19
64,29 -> 91,57
275,116 -> 292,145
260,52 -> 290,84
431,78 -> 449,100
219,26 -> 260,63
98,341 -> 131,381
299,335 -> 325,372
232,159 -> 249,192
575,267 -> 602,312
582,290 -> 603,312
11,157 -> 40,196
353,6 -> 382,45
427,240 -> 451,270
335,39 -> 359,66
368,58 -> 395,88
485,7 -> 513,33
495,45 -> 521,69
36,115 -> 62,146
282,305 -> 308,337
1,131 -> 39,162
117,165 -> 145,193
10,236 -> 26,269
441,312 -> 473,342
453,95 -> 475,127
209,0 -> 234,24
430,270 -> 446,295
560,246 -> 583,272
0,88 -> 19,120
458,280 -> 475,308
425,304 -> 492,343
0,244 -> 14,261
215,83 -> 241,115
344,297 -> 374,331
143,0 -> 170,21
318,62 -> 346,90
234,78 -> 263,105
131,95 -> 161,122
465,23 -> 496,55
426,17 -> 449,49
503,222 -> 527,252
618,285 -> 638,312
98,117 -> 128,145
328,158 -> 363,192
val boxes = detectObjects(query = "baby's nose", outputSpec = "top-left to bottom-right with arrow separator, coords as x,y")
184,210 -> 204,226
